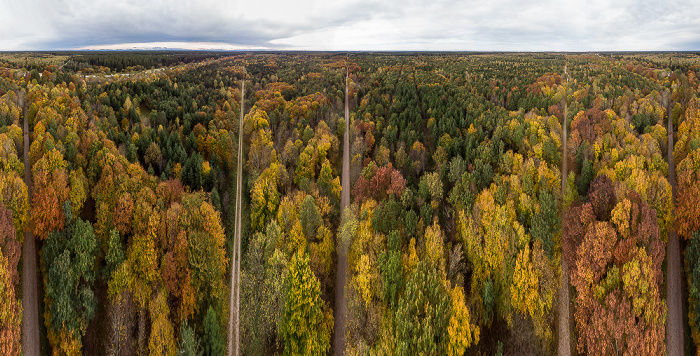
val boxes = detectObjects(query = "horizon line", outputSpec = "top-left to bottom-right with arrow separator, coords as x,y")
2,49 -> 700,53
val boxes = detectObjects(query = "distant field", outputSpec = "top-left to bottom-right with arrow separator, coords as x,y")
0,52 -> 70,68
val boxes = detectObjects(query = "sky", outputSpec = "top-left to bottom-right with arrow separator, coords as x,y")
1,0 -> 699,51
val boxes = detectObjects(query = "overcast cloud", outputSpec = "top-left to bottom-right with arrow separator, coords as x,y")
0,0 -> 699,51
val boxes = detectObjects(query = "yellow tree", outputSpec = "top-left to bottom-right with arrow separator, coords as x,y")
148,289 -> 176,356
280,252 -> 332,356
0,171 -> 28,237
250,163 -> 281,232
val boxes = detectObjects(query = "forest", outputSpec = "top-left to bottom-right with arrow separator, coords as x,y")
0,51 -> 699,355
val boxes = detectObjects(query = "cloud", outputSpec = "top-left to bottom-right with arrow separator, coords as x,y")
1,0 -> 699,50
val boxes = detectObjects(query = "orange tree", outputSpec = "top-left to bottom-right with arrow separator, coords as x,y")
564,175 -> 665,355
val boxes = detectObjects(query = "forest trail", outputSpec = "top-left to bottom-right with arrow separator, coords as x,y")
21,93 -> 40,356
334,66 -> 350,356
227,79 -> 244,356
558,64 -> 571,356
666,98 -> 683,356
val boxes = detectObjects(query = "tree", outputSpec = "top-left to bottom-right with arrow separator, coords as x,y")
181,194 -> 228,314
202,306 -> 225,356
676,149 -> 700,239
587,174 -> 616,221
43,202 -> 98,354
395,261 -> 450,355
0,171 -> 28,235
295,145 -> 317,189
105,229 -> 125,280
181,153 -> 203,191
280,252 -> 331,356
686,230 -> 700,346
246,109 -> 276,179
68,168 -> 89,220
352,162 -> 406,204
241,221 -> 286,355
149,290 -> 176,356
0,250 -> 21,355
144,142 -> 162,173
299,195 -> 321,241
177,321 -> 202,356
379,234 -> 403,310
250,164 -> 281,232
458,188 -> 518,327
409,141 -> 425,176
31,148 -> 69,240
161,202 -> 195,326
0,203 -> 20,286
566,187 -> 665,355
447,285 -> 479,356
106,291 -> 136,356
577,158 -> 593,196
530,188 -> 558,257
317,159 -> 341,203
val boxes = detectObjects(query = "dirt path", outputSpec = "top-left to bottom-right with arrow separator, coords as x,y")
334,66 -> 350,356
558,64 -> 571,356
227,79 -> 244,356
666,98 -> 684,356
21,94 -> 40,356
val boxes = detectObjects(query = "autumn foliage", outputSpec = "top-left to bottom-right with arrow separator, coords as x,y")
675,98 -> 700,239
564,175 -> 665,355
3,51 -> 698,354
0,250 -> 21,355
0,203 -> 20,286
351,162 -> 406,204
31,149 -> 69,240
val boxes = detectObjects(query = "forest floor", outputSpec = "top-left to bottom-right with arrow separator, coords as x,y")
22,95 -> 40,356
227,79 -> 244,356
334,67 -> 350,356
558,64 -> 571,356
666,100 -> 684,356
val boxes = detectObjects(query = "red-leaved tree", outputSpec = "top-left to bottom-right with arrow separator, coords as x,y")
564,175 -> 665,355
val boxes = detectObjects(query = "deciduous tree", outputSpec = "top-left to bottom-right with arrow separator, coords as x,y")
31,148 -> 69,240
0,250 -> 21,355
566,185 -> 665,355
0,203 -> 20,286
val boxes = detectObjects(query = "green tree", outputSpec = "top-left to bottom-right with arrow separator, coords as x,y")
202,306 -> 225,356
530,187 -> 558,257
181,193 -> 228,314
177,321 -> 202,356
42,201 -> 98,354
685,229 -> 700,346
280,252 -> 331,356
577,158 -> 593,197
241,221 -> 286,355
299,195 -> 321,241
105,229 -> 125,280
395,261 -> 450,355
182,153 -> 203,191
378,231 -> 403,310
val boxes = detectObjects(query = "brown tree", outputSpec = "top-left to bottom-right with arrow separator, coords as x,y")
31,149 -> 69,240
0,251 -> 21,355
565,181 -> 665,355
0,203 -> 20,287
